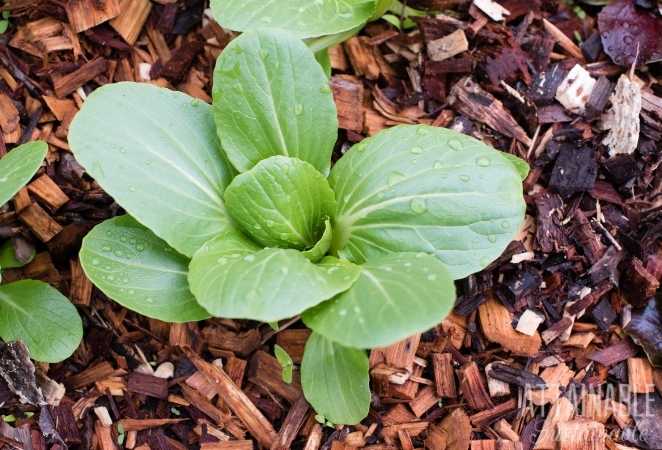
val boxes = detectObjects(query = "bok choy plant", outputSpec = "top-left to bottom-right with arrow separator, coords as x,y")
69,29 -> 528,424
0,141 -> 83,362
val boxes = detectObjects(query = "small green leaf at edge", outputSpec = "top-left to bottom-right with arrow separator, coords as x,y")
0,240 -> 35,269
188,231 -> 361,322
210,0 -> 376,39
303,219 -> 333,263
223,156 -> 336,250
0,141 -> 47,207
274,344 -> 294,384
315,49 -> 332,79
0,280 -> 82,362
329,124 -> 527,280
212,29 -> 338,175
69,82 -> 234,258
500,152 -> 530,180
301,332 -> 370,425
303,252 -> 456,349
80,215 -> 210,323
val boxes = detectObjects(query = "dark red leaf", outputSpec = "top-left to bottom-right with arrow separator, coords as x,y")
598,0 -> 662,67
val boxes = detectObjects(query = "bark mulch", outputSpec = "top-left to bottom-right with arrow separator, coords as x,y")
0,0 -> 661,449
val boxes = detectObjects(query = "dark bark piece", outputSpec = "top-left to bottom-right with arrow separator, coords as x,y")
537,105 -> 572,124
604,154 -> 637,185
458,362 -> 494,410
52,57 -> 108,98
621,258 -> 659,308
486,363 -> 546,390
127,372 -> 168,399
588,245 -> 623,285
151,35 -> 204,83
584,76 -> 613,119
549,145 -> 598,197
0,342 -> 44,406
271,396 -> 309,450
571,209 -> 605,264
51,404 -> 82,444
598,0 -> 662,67
330,75 -> 365,133
589,298 -> 617,332
588,340 -> 638,367
534,191 -> 568,253
580,31 -> 603,62
448,77 -> 531,145
630,393 -> 662,448
482,45 -> 531,88
528,64 -> 567,105
625,298 -> 662,367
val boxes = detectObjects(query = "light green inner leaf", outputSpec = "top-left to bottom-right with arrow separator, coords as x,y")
274,344 -> 294,384
0,280 -> 82,362
303,219 -> 333,263
69,82 -> 234,258
188,231 -> 360,322
303,252 -> 456,349
80,215 -> 209,323
212,29 -> 338,174
210,0 -> 376,39
224,156 -> 336,250
301,332 -> 370,425
330,125 -> 527,280
0,141 -> 47,207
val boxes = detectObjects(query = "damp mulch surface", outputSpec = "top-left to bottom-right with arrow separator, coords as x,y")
0,0 -> 661,449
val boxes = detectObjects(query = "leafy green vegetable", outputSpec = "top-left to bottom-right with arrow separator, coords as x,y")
315,49 -> 332,78
69,82 -> 234,258
304,252 -> 455,348
210,0 -> 376,39
274,344 -> 294,383
188,230 -> 360,322
0,280 -> 82,362
212,30 -> 337,174
80,215 -> 209,323
0,141 -> 47,207
224,156 -> 336,250
70,30 -> 527,426
329,125 -> 527,279
301,333 -> 370,425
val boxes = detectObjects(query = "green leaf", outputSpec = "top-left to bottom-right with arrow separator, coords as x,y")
0,141 -> 47,207
69,82 -> 234,258
80,215 -> 209,323
329,125 -> 526,280
274,344 -> 294,384
303,252 -> 456,348
303,219 -> 333,263
212,30 -> 338,174
188,231 -> 360,322
0,280 -> 82,362
224,156 -> 336,250
210,0 -> 375,39
315,49 -> 332,79
301,332 -> 370,425
500,152 -> 530,180
0,240 -> 35,269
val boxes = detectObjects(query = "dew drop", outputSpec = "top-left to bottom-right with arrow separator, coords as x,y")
427,274 -> 437,281
338,309 -> 347,316
244,254 -> 255,262
327,267 -> 338,274
128,289 -> 135,295
434,161 -> 444,169
120,236 -> 127,242
217,257 -> 227,265
259,49 -> 268,59
404,262 -> 412,267
387,171 -> 406,187
135,244 -> 145,252
410,198 -> 427,214
91,258 -> 100,266
415,252 -> 426,258
416,127 -> 429,135
459,174 -> 470,182
383,266 -> 392,272
265,220 -> 274,227
476,156 -> 490,167
500,220 -> 511,230
410,146 -> 423,154
145,297 -> 154,303
488,234 -> 497,243
320,85 -> 331,94
281,267 -> 289,275
107,275 -> 115,282
294,104 -> 303,115
129,186 -> 137,192
114,250 -> 124,257
102,245 -> 111,252
448,139 -> 462,151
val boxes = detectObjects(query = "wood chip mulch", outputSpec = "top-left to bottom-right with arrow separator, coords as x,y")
0,0 -> 661,449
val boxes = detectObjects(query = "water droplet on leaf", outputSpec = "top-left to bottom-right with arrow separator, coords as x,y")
410,198 -> 427,214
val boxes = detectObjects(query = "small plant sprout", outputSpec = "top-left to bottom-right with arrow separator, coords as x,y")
70,29 -> 527,424
0,141 -> 83,362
